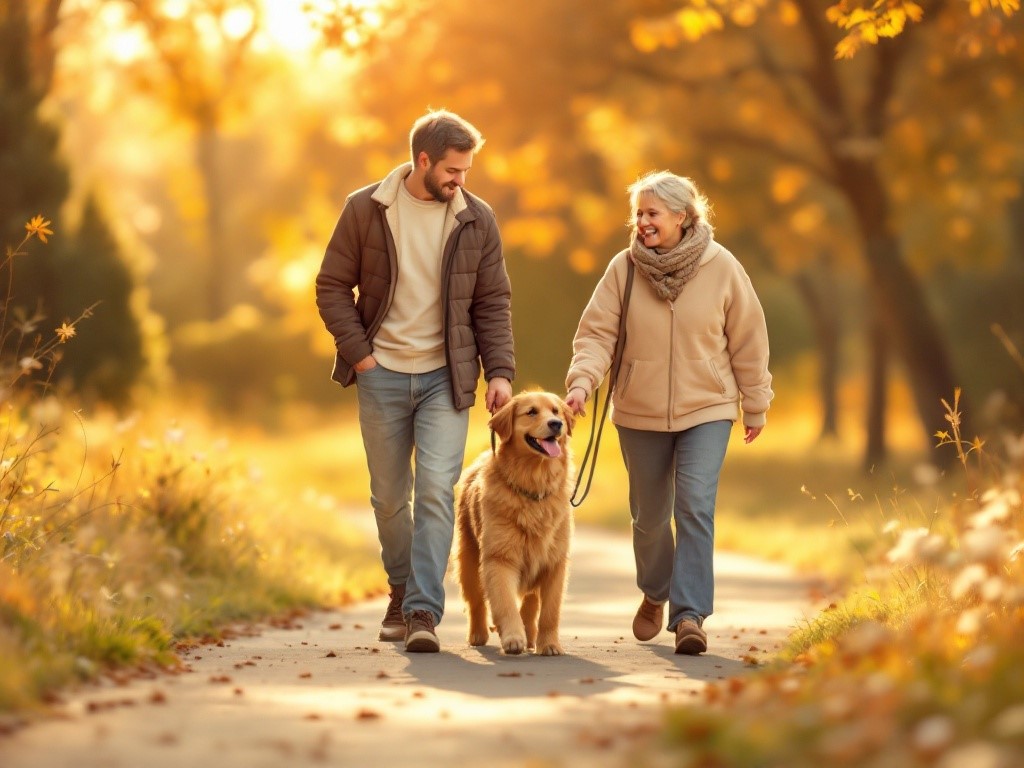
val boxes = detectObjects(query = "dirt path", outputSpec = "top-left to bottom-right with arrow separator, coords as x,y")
0,526 -> 821,768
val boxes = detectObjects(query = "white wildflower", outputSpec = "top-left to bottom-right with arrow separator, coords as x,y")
882,519 -> 901,534
951,564 -> 988,600
887,527 -> 930,564
936,742 -> 1005,768
955,609 -> 983,636
912,462 -> 941,487
961,527 -> 1009,562
991,705 -> 1024,738
912,715 -> 954,756
970,488 -> 1018,528
981,576 -> 1005,603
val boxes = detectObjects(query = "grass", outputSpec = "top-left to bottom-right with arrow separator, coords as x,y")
0,402 -> 381,712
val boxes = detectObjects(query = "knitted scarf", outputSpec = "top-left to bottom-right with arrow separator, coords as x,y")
629,219 -> 712,302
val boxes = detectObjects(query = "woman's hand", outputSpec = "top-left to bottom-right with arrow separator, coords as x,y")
565,387 -> 588,417
744,425 -> 763,444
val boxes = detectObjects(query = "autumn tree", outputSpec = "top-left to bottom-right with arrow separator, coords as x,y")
620,0 -> 1022,463
61,0 -> 266,321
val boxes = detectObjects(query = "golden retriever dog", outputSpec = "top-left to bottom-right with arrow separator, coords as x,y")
455,391 -> 575,656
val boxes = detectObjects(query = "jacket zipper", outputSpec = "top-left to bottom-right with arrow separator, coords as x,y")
440,220 -> 464,380
667,300 -> 675,430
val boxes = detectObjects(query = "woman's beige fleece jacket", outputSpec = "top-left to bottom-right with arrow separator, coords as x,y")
565,240 -> 773,432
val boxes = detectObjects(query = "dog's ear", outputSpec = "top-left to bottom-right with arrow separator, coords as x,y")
488,399 -> 516,443
560,399 -> 576,437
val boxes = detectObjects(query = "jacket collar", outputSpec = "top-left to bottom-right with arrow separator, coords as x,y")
371,162 -> 469,218
699,239 -> 724,266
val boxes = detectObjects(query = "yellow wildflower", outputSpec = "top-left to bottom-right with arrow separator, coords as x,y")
55,322 -> 76,343
25,215 -> 54,243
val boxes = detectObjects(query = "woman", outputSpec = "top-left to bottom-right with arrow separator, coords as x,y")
565,170 -> 773,655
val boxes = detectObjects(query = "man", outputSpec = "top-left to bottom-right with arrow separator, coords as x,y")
316,110 -> 515,653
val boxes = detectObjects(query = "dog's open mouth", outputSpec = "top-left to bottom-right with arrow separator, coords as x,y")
525,434 -> 562,458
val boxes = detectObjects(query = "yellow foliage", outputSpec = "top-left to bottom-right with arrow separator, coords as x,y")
569,248 -> 597,274
778,0 -> 802,26
730,1 -> 761,27
629,21 -> 663,54
572,193 -> 621,244
708,155 -> 734,182
674,7 -> 725,41
501,216 -> 567,257
771,166 -> 809,204
519,182 -> 571,212
789,202 -> 826,235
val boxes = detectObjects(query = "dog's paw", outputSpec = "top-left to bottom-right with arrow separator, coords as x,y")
501,634 -> 527,655
468,629 -> 489,646
537,642 -> 564,657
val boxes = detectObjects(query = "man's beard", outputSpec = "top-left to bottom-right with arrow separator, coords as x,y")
424,167 -> 457,203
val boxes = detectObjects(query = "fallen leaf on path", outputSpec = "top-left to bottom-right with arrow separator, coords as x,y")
299,672 -> 313,678
498,671 -> 521,677
329,623 -> 342,630
356,709 -> 381,720
325,651 -> 337,657
209,675 -> 232,683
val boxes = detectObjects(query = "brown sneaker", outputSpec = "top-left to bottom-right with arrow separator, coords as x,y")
378,584 -> 406,641
674,619 -> 707,655
405,610 -> 440,653
632,596 -> 665,641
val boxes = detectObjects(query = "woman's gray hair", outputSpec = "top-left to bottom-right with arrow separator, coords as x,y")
627,170 -> 713,231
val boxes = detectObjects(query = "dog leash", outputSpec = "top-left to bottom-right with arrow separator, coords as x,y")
570,260 -> 635,508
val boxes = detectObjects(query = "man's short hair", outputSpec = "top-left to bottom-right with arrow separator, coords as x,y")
410,110 -> 484,165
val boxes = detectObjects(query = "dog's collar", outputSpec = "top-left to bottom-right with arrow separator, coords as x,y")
507,482 -> 548,502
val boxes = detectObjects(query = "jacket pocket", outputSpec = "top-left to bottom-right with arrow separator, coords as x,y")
615,359 -> 666,419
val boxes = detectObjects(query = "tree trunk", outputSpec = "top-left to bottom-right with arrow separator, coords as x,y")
197,122 -> 226,320
840,158 -> 963,461
864,294 -> 888,469
793,263 -> 840,439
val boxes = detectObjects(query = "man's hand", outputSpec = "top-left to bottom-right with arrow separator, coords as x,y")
485,377 -> 513,413
353,355 -> 377,373
565,387 -> 587,417
744,425 -> 763,444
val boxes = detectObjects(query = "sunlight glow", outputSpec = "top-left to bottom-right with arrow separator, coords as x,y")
221,5 -> 256,40
262,2 -> 320,51
262,0 -> 385,52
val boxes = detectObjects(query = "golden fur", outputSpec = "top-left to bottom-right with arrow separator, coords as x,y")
455,391 -> 575,656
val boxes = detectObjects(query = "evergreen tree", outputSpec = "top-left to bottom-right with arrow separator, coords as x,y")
56,194 -> 146,405
0,0 -> 66,316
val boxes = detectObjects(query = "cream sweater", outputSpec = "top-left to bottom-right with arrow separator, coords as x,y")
566,241 -> 773,432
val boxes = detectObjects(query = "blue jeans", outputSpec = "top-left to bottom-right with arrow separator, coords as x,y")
356,365 -> 469,625
616,420 -> 732,630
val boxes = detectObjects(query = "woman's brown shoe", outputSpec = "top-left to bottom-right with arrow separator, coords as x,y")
632,596 -> 664,641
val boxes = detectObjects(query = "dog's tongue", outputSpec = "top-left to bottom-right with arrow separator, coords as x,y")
540,438 -> 562,458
